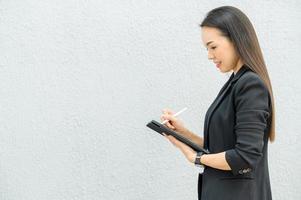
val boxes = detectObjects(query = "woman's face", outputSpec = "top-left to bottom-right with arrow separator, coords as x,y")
201,26 -> 243,73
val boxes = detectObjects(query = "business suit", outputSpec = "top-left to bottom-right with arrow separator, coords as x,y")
198,65 -> 272,200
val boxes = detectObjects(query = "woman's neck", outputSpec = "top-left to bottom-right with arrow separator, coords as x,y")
233,59 -> 244,75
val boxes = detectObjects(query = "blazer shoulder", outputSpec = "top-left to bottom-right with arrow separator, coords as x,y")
235,70 -> 268,92
234,70 -> 271,110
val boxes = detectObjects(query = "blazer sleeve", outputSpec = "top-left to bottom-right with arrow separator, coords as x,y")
225,74 -> 271,176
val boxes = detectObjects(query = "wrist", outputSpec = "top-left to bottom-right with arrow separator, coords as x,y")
200,154 -> 205,165
191,152 -> 197,163
194,152 -> 205,167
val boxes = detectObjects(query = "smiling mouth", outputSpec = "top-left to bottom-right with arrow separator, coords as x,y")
214,62 -> 221,68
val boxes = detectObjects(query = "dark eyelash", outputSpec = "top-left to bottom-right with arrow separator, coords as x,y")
206,46 -> 216,51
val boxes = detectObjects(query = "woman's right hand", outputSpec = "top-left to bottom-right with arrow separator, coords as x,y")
160,108 -> 187,135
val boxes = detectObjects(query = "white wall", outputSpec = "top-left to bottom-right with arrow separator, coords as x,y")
0,0 -> 300,199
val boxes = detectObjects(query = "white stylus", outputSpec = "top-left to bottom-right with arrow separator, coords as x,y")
161,107 -> 188,125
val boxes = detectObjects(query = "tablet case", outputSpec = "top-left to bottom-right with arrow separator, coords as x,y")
146,120 -> 210,154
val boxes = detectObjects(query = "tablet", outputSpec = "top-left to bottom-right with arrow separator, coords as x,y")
146,120 -> 210,154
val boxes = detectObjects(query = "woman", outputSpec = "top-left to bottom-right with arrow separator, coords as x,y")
160,6 -> 275,200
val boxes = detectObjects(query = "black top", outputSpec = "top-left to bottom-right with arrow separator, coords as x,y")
199,65 -> 272,200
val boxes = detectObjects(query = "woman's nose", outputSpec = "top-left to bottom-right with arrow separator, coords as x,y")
208,51 -> 214,60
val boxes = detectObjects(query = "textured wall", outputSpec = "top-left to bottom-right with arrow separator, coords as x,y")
0,0 -> 300,199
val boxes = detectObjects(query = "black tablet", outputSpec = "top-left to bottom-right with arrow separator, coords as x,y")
146,120 -> 209,154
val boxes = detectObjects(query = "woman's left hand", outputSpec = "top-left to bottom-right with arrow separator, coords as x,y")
163,133 -> 196,163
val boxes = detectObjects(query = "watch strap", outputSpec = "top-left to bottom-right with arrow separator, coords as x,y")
194,151 -> 204,166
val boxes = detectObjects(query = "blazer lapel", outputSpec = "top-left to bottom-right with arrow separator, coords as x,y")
203,65 -> 250,149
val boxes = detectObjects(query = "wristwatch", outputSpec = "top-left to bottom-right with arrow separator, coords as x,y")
194,151 -> 204,168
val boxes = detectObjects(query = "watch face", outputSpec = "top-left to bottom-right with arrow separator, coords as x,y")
195,157 -> 201,165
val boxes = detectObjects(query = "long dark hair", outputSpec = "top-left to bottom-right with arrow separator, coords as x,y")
200,6 -> 276,142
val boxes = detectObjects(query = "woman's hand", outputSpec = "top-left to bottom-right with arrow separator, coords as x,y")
163,133 -> 196,163
160,108 -> 187,134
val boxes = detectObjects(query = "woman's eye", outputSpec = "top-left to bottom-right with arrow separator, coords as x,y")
205,46 -> 216,51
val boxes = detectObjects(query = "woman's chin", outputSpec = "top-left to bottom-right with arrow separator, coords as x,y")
218,67 -> 226,73
218,67 -> 232,74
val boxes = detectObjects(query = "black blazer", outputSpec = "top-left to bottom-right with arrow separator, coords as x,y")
198,65 -> 272,200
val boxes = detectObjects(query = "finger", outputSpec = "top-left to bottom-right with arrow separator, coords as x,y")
162,114 -> 178,126
168,135 -> 176,141
160,116 -> 170,126
163,133 -> 172,142
162,108 -> 175,115
161,115 -> 175,129
169,135 -> 183,145
166,122 -> 175,129
165,135 -> 175,145
167,136 -> 179,147
162,114 -> 173,122
160,116 -> 164,122
160,114 -> 169,122
165,136 -> 174,144
162,120 -> 175,129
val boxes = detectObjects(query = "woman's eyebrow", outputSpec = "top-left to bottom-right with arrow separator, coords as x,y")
206,41 -> 214,46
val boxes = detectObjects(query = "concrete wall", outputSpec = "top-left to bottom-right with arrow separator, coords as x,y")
0,0 -> 300,199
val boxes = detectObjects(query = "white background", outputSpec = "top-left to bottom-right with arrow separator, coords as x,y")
0,0 -> 300,199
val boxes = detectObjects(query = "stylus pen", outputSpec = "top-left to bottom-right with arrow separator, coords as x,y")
161,107 -> 187,125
